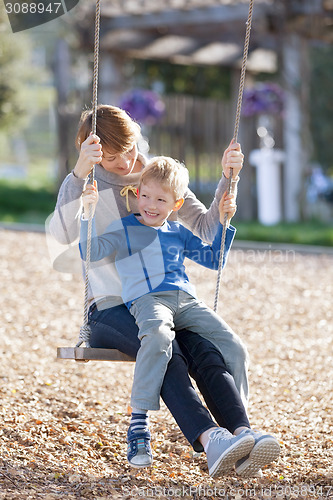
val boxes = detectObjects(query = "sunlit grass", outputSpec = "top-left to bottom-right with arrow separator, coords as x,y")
235,221 -> 333,247
0,172 -> 56,225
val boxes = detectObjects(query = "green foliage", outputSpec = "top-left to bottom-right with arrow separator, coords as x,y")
132,60 -> 231,99
310,44 -> 333,173
0,13 -> 32,131
0,7 -> 52,135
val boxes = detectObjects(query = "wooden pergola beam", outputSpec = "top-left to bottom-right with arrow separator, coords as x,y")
287,0 -> 327,15
101,4 -> 267,32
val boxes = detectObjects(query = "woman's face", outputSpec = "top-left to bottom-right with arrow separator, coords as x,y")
100,143 -> 139,176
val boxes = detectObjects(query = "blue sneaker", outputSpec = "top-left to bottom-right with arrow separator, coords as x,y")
235,430 -> 280,477
207,428 -> 255,477
127,426 -> 153,468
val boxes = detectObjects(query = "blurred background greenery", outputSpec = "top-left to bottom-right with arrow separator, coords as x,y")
0,2 -> 332,246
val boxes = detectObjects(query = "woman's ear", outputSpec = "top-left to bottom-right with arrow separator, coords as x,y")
173,198 -> 184,212
136,188 -> 140,199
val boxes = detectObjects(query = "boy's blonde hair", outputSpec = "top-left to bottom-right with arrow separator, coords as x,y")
76,104 -> 141,153
140,156 -> 189,200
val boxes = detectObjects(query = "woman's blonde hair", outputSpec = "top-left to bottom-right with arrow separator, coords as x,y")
75,104 -> 141,153
140,156 -> 189,200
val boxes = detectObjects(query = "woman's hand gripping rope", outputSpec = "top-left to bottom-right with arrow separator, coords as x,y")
221,139 -> 244,180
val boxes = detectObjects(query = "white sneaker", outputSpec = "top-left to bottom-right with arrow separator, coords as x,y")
235,430 -> 280,477
206,428 -> 255,478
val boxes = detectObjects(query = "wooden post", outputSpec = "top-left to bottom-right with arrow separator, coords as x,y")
282,34 -> 309,222
99,53 -> 125,105
232,69 -> 256,221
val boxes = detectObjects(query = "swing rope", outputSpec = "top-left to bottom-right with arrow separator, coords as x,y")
213,0 -> 254,313
76,0 -> 101,348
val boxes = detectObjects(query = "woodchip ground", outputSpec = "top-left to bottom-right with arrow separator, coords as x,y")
0,229 -> 332,499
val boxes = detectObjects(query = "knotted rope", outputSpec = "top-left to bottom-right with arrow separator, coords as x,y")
77,0 -> 101,348
120,185 -> 138,212
213,0 -> 254,313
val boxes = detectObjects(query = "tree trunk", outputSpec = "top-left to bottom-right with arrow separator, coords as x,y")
282,34 -> 310,222
54,39 -> 71,187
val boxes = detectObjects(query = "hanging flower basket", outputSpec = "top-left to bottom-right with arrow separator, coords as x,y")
119,89 -> 165,125
242,82 -> 284,117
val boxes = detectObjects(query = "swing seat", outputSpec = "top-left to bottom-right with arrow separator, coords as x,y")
57,347 -> 135,362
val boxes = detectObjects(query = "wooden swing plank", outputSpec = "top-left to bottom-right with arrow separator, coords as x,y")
57,347 -> 135,362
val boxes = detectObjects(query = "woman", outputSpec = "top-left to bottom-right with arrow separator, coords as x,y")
48,105 -> 279,477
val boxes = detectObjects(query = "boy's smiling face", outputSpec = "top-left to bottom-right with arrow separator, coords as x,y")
137,180 -> 183,227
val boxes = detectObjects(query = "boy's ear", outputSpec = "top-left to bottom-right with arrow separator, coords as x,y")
173,198 -> 184,212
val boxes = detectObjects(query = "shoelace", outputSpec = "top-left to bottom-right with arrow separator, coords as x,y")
209,428 -> 233,444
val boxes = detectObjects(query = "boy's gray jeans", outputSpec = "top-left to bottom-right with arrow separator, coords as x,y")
130,290 -> 249,411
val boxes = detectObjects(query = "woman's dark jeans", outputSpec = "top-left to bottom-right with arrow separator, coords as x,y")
89,303 -> 250,452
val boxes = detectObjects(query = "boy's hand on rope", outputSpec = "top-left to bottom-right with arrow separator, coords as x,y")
219,192 -> 237,225
73,134 -> 103,179
82,180 -> 99,218
221,140 -> 244,180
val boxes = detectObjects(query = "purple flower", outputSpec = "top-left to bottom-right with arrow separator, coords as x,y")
242,82 -> 284,117
118,89 -> 165,125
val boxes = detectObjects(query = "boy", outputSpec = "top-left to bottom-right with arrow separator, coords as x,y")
80,157 -> 278,474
